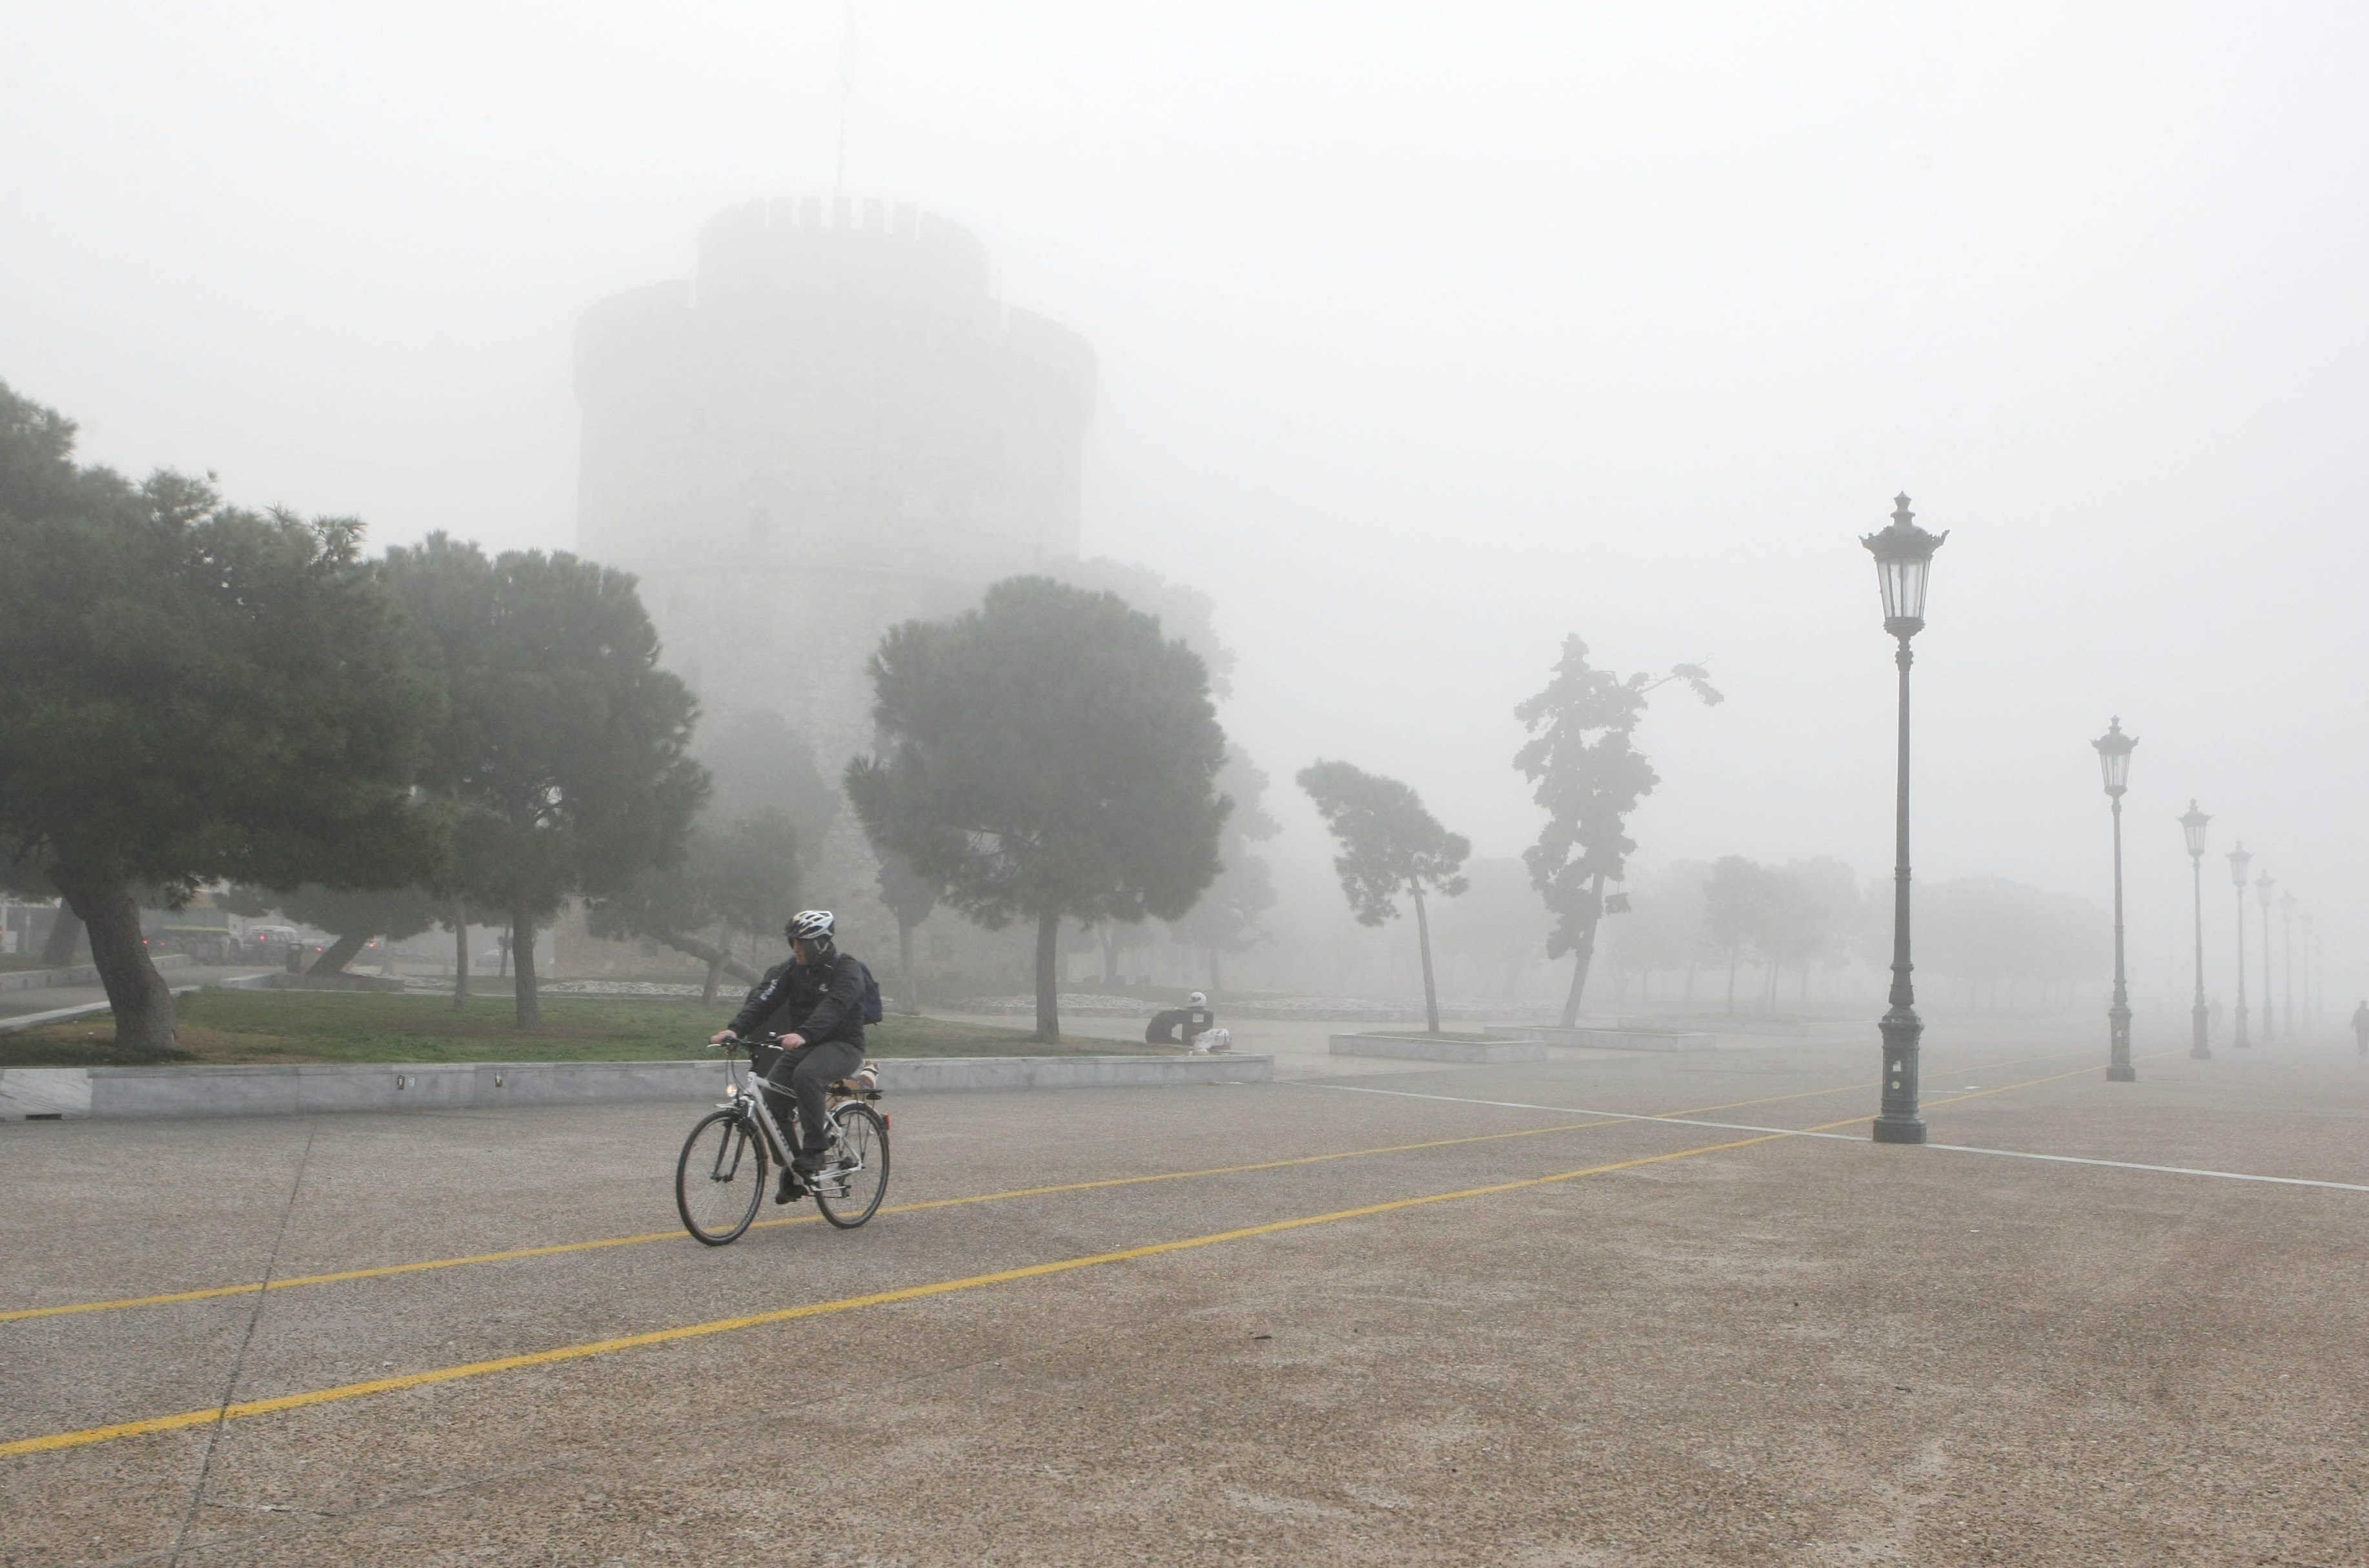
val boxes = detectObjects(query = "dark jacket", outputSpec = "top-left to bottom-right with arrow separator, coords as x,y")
727,951 -> 867,1048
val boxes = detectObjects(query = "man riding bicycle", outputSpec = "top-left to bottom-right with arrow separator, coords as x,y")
709,909 -> 868,1203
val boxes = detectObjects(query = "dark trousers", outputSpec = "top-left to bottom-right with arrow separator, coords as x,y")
760,1038 -> 864,1157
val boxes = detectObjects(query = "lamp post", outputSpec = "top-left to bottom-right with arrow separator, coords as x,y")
2301,910 -> 2313,1031
2179,802 -> 2211,1059
1861,493 -> 1946,1145
2093,718 -> 2138,1081
2257,871 -> 2277,1041
2228,842 -> 2252,1048
2281,891 -> 2295,1040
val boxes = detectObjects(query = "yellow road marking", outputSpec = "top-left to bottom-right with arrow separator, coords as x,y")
0,1056 -> 2106,1460
0,1129 -> 1791,1459
0,1046 -> 2093,1327
0,1075 -> 1909,1326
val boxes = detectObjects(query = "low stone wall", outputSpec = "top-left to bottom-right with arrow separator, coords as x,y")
0,1053 -> 1274,1121
1485,1025 -> 1717,1053
1328,1033 -> 1549,1064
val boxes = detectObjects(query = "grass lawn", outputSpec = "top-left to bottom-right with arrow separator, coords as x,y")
0,988 -> 1166,1068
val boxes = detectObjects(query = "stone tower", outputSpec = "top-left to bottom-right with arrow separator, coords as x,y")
573,196 -> 1097,772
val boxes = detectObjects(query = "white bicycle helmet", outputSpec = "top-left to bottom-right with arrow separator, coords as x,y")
1187,991 -> 1208,1008
787,910 -> 837,942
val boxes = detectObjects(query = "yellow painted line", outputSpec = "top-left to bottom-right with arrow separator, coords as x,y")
1800,1054 -> 2173,1130
0,1127 -> 1793,1460
0,1054 -> 2112,1460
0,1074 -> 1903,1327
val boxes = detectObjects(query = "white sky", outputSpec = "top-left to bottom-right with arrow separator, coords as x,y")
6,1 -> 2364,1009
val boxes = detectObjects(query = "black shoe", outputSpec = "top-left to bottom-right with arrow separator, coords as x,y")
775,1168 -> 804,1204
793,1148 -> 837,1177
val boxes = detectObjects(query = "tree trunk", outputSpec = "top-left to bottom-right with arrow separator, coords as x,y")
1033,909 -> 1061,1041
1556,873 -> 1607,1029
1412,884 -> 1441,1036
1725,950 -> 1739,1013
41,905 -> 85,966
1100,924 -> 1121,987
1501,960 -> 1521,1001
307,930 -> 370,977
451,906 -> 470,1009
59,877 -> 178,1053
511,908 -> 540,1029
1210,946 -> 1224,994
702,953 -> 724,1004
1684,960 -> 1696,1002
899,920 -> 920,1014
650,927 -> 760,989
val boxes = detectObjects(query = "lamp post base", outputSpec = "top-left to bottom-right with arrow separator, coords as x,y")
2106,1002 -> 2134,1082
2191,1004 -> 2210,1060
1873,1007 -> 1925,1143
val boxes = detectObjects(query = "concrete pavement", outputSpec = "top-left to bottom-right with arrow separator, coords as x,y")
4,1023 -> 2364,1565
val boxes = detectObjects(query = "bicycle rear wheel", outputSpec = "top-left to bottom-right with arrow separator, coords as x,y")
814,1103 -> 889,1228
676,1108 -> 766,1245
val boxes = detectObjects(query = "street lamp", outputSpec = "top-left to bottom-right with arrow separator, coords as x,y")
2257,871 -> 2277,1041
2228,842 -> 2252,1048
2179,801 -> 2211,1059
2092,718 -> 2138,1081
2301,910 -> 2313,1031
1861,493 -> 1946,1144
2281,891 -> 2295,1040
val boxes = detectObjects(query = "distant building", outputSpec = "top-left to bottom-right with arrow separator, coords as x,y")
574,196 -> 1097,771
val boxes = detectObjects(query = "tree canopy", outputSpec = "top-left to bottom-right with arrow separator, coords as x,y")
585,809 -> 800,999
1514,635 -> 1720,1025
1920,876 -> 2105,1008
0,381 -> 439,1047
385,533 -> 707,1026
846,575 -> 1229,1039
696,709 -> 840,867
219,884 -> 443,976
1434,855 -> 1551,999
1297,759 -> 1469,1035
1164,743 -> 1279,988
1042,557 -> 1237,699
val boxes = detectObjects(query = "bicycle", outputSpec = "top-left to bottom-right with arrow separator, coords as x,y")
675,1034 -> 891,1245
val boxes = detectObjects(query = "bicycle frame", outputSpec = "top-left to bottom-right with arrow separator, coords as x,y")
717,1043 -> 798,1166
713,1040 -> 874,1175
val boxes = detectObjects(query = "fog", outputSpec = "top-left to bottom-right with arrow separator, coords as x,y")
8,3 -> 2364,1013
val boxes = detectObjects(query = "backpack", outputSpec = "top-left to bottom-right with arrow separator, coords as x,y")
841,954 -> 885,1026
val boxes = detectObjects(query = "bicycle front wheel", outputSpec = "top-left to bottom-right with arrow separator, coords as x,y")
814,1103 -> 890,1229
676,1108 -> 766,1245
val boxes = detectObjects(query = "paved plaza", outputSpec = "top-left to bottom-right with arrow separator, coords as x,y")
3,1021 -> 2366,1565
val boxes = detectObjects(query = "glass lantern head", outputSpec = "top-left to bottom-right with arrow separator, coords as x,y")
2178,800 -> 2210,858
2228,841 -> 2252,886
2258,871 -> 2275,909
2091,717 -> 2136,797
1860,493 -> 1948,637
